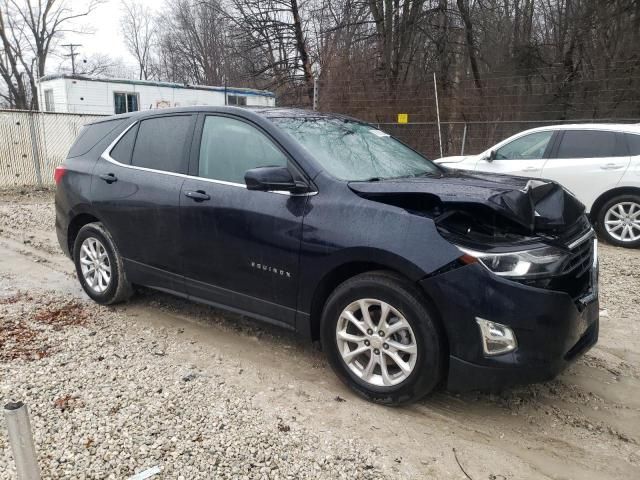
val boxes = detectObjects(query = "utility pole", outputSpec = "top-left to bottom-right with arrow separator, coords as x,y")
61,44 -> 82,74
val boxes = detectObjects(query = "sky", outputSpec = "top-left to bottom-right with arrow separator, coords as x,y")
49,0 -> 160,74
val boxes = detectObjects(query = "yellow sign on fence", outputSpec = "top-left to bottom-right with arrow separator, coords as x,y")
397,113 -> 409,124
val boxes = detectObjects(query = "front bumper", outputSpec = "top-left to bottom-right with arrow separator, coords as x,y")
420,262 -> 599,392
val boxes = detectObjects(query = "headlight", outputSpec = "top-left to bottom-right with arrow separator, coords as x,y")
458,244 -> 567,278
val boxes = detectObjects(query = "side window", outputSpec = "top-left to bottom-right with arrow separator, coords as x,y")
198,116 -> 288,184
110,123 -> 139,164
131,116 -> 192,173
626,134 -> 640,156
494,131 -> 553,160
67,119 -> 125,158
555,130 -> 618,158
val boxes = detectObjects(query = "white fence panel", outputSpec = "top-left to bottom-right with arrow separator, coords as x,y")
0,110 -> 107,187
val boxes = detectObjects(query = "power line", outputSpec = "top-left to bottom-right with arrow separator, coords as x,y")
61,44 -> 82,75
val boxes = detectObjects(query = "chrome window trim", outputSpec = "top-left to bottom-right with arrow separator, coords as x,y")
101,119 -> 317,197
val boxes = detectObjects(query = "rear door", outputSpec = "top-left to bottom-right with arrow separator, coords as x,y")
179,113 -> 308,327
541,130 -> 630,211
91,113 -> 196,292
474,130 -> 555,177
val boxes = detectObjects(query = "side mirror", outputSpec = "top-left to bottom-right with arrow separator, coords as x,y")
486,150 -> 497,162
245,166 -> 300,192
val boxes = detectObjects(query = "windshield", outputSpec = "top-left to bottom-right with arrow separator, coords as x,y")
272,117 -> 440,181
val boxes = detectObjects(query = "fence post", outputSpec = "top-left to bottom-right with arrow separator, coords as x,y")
313,77 -> 319,111
28,112 -> 43,188
460,123 -> 467,155
433,72 -> 443,158
4,402 -> 41,480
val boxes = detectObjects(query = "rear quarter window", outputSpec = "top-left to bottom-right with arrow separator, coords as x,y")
67,118 -> 125,158
555,130 -> 620,158
110,123 -> 139,164
626,133 -> 640,156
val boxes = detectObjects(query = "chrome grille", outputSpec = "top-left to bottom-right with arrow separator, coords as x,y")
561,235 -> 595,278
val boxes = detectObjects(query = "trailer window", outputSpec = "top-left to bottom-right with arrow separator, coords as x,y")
227,95 -> 247,106
44,89 -> 55,112
114,92 -> 139,114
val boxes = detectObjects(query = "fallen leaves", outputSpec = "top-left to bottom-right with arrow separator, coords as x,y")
53,394 -> 84,412
1,293 -> 91,361
33,300 -> 89,330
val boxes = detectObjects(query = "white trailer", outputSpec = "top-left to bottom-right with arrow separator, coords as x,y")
37,74 -> 276,115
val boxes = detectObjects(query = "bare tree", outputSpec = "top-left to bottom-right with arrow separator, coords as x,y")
456,0 -> 482,91
228,0 -> 316,103
155,0 -> 235,86
0,0 -> 100,109
120,0 -> 155,80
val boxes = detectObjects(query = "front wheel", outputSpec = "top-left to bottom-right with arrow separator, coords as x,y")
73,222 -> 133,304
596,195 -> 640,248
321,271 -> 443,405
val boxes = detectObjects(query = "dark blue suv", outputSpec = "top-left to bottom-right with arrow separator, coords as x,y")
55,107 -> 599,404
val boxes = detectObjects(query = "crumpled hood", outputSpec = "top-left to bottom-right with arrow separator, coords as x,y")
348,170 -> 585,232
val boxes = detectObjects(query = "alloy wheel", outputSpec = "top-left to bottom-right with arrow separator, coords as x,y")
604,201 -> 640,242
79,237 -> 112,293
336,298 -> 418,387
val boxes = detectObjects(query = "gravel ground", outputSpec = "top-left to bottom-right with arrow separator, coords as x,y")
0,293 -> 382,479
1,188 -> 639,479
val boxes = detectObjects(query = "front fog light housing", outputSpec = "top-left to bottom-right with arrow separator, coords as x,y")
476,318 -> 517,356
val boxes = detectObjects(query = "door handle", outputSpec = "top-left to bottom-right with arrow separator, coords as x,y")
521,166 -> 537,172
600,163 -> 624,170
184,190 -> 210,202
99,173 -> 117,184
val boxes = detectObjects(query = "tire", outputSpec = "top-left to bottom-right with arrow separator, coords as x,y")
595,194 -> 640,248
73,222 -> 133,304
320,271 -> 443,405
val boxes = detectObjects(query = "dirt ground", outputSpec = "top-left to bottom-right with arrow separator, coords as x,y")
1,189 -> 639,479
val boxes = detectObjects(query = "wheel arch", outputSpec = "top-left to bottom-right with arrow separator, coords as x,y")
67,212 -> 101,254
306,259 -> 446,349
590,186 -> 640,220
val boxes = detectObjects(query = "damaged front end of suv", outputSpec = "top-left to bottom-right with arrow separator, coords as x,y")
349,170 -> 599,391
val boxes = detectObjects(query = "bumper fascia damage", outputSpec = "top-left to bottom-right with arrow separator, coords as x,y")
420,262 -> 599,392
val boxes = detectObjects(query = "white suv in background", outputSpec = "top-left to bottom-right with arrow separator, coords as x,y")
435,124 -> 640,248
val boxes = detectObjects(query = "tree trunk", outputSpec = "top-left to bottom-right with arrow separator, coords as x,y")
456,0 -> 482,92
291,0 -> 314,104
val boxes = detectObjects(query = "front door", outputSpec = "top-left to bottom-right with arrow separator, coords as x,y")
475,130 -> 555,178
180,114 -> 307,327
91,114 -> 195,292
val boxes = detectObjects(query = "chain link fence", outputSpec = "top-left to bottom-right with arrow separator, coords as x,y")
373,118 -> 640,159
0,110 -> 106,188
2,78 -> 640,188
279,69 -> 640,158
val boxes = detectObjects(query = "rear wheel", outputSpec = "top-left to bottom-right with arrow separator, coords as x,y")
73,222 -> 133,304
321,271 -> 443,405
596,194 -> 640,248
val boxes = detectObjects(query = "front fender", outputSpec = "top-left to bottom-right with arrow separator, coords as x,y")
296,181 -> 461,315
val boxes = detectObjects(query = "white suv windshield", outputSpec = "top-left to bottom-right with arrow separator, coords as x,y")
273,117 -> 440,181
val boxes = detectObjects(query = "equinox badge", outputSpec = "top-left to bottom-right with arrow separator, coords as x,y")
250,261 -> 291,278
